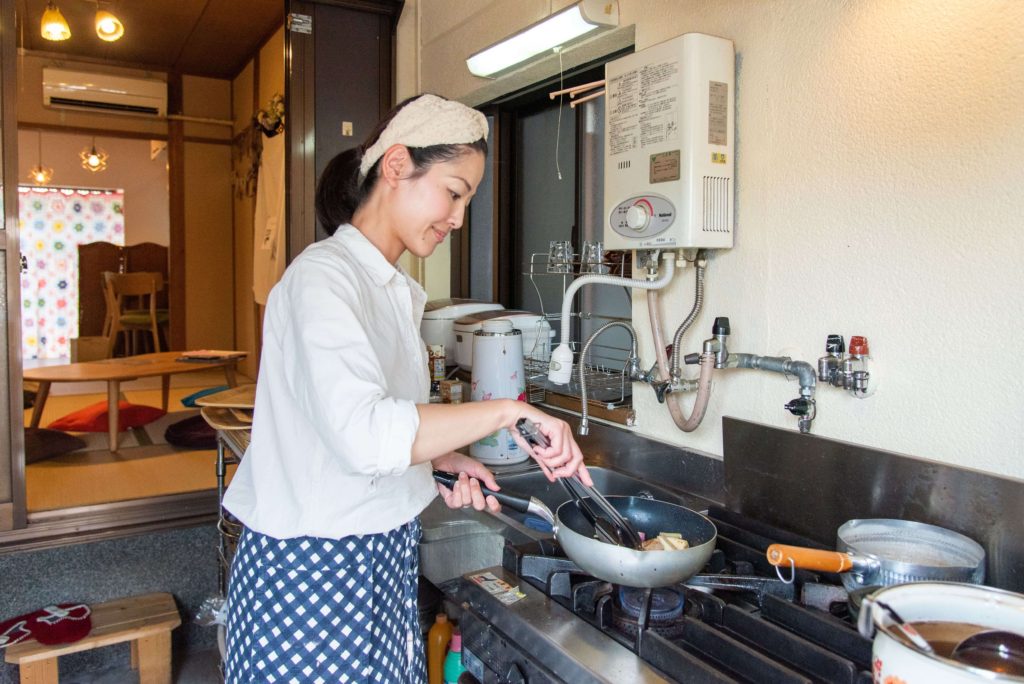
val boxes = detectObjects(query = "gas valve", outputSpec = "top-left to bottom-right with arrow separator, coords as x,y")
784,397 -> 813,416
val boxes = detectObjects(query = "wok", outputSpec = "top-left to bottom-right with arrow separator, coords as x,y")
766,518 -> 985,591
432,472 -> 717,588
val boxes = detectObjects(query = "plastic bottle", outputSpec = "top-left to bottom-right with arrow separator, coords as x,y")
443,630 -> 467,684
427,613 -> 453,684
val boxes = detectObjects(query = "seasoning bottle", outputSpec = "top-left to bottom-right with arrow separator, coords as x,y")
428,344 -> 446,398
427,613 -> 453,684
443,629 -> 467,684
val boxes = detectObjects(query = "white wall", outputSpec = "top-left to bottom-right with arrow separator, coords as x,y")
402,0 -> 1024,480
16,130 -> 169,245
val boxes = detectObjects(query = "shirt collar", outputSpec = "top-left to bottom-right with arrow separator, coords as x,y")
332,224 -> 401,287
332,225 -> 427,306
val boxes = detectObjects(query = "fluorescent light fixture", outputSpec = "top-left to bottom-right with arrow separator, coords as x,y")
95,10 -> 124,42
41,2 -> 71,41
467,0 -> 618,78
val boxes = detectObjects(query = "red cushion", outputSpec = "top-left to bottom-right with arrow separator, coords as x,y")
48,400 -> 166,433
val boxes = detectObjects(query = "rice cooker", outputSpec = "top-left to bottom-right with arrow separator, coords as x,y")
453,310 -> 553,370
420,299 -> 503,357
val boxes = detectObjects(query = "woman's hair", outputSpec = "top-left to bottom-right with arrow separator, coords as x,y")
315,95 -> 488,234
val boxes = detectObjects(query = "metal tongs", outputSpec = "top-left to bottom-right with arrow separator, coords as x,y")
515,418 -> 644,549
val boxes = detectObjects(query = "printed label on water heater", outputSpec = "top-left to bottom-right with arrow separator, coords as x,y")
708,81 -> 729,146
650,150 -> 680,183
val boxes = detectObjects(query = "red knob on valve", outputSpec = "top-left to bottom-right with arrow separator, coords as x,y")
848,336 -> 870,356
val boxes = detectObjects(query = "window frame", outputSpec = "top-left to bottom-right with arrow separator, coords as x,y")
450,53 -> 629,305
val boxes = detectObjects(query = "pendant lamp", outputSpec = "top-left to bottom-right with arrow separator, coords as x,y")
95,9 -> 124,41
80,137 -> 108,172
41,2 -> 71,41
29,131 -> 54,186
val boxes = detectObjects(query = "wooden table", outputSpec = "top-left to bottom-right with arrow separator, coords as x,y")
24,351 -> 244,451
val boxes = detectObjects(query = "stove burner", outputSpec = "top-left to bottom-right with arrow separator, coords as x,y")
612,586 -> 687,640
616,586 -> 684,622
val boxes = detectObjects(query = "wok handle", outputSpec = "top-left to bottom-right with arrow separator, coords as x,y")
766,544 -> 856,573
432,471 -> 554,525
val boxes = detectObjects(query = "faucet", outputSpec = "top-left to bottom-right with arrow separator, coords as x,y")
577,321 -> 645,436
701,317 -> 818,433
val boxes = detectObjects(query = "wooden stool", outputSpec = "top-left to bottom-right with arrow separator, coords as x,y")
4,593 -> 181,684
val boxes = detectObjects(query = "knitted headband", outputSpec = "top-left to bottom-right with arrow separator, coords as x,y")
358,94 -> 489,178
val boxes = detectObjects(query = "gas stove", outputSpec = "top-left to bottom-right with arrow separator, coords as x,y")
440,506 -> 874,683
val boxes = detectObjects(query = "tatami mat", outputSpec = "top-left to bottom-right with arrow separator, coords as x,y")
23,376 -> 246,512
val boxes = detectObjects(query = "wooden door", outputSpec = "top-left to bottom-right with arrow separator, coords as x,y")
285,0 -> 403,260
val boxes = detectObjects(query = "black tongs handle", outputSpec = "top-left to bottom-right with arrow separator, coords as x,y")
515,417 -> 550,449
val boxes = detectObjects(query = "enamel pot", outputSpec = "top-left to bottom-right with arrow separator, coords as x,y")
858,582 -> 1024,683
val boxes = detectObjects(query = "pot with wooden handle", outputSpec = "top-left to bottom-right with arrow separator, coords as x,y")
766,518 -> 985,591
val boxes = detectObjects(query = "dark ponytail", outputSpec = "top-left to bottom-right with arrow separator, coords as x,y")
315,147 -> 367,234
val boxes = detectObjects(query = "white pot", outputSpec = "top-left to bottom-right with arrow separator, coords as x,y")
858,582 -> 1024,683
469,320 -> 528,465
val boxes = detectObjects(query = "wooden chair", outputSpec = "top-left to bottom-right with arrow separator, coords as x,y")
103,271 -> 169,357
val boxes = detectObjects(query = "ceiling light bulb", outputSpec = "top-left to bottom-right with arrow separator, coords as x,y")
41,2 -> 71,41
80,143 -> 108,172
29,165 -> 54,185
95,10 -> 124,42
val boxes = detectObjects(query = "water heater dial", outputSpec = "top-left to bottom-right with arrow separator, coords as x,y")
625,203 -> 650,231
609,194 -> 676,242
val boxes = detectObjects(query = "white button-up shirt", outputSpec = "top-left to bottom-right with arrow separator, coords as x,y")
223,225 -> 436,539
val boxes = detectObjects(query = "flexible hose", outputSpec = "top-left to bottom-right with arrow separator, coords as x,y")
670,261 -> 705,376
648,289 -> 715,432
556,256 -> 675,347
548,255 -> 675,384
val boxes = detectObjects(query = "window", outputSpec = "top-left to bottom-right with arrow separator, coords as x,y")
460,56 -> 636,420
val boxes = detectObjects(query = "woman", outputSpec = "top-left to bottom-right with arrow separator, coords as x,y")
222,93 -> 590,683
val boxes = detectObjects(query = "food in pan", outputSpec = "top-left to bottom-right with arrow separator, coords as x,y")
641,532 -> 690,551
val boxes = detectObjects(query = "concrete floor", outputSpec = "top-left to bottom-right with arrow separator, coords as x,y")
63,647 -> 222,683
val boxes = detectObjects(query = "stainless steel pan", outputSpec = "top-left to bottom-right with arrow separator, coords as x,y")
766,518 -> 985,591
433,472 -> 717,588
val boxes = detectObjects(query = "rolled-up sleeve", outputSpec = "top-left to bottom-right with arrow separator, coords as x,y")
281,257 -> 419,478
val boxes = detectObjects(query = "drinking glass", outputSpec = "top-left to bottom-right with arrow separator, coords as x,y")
580,240 -> 608,274
546,240 -> 574,274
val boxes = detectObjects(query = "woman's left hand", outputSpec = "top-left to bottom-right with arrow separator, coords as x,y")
434,452 -> 501,513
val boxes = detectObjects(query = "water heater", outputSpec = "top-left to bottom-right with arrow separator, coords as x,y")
603,33 -> 735,250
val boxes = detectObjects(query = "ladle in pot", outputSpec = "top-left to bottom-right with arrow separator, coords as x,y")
951,630 -> 1024,675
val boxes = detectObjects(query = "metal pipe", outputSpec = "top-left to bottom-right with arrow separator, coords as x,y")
725,354 -> 817,396
578,321 -> 639,436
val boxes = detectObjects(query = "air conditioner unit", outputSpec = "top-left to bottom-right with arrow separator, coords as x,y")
42,68 -> 167,117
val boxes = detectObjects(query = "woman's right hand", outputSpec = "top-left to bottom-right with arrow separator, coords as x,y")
507,402 -> 592,486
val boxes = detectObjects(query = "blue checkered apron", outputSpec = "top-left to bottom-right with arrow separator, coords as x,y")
224,519 -> 425,683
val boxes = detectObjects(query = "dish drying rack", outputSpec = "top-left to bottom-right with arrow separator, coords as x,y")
522,250 -> 636,426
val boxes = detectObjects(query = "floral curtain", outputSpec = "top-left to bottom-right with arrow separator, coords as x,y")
19,187 -> 125,360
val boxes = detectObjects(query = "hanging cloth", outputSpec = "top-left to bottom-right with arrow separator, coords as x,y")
252,132 -> 286,305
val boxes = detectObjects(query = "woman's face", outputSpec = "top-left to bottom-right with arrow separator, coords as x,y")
393,149 -> 486,259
